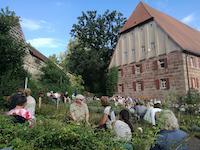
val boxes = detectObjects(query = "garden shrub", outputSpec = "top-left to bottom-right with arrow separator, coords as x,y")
106,67 -> 118,96
182,90 -> 200,105
0,115 -> 124,150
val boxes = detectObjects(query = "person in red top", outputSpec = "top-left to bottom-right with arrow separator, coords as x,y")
7,94 -> 32,126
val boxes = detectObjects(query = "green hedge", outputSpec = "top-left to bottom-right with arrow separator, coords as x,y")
0,115 -> 124,150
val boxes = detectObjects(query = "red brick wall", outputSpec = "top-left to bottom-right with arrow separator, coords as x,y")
117,51 -> 188,99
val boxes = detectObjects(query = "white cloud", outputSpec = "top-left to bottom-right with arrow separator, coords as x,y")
181,14 -> 195,24
21,18 -> 42,31
20,18 -> 55,32
27,38 -> 65,48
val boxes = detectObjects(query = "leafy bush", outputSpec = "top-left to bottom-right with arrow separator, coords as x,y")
106,67 -> 118,96
40,61 -> 70,93
0,115 -> 124,150
181,90 -> 200,105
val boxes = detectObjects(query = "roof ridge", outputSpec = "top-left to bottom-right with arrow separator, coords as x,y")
139,1 -> 153,18
142,2 -> 199,33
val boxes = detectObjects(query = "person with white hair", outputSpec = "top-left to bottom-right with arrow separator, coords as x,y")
69,94 -> 90,125
151,110 -> 188,150
24,88 -> 36,120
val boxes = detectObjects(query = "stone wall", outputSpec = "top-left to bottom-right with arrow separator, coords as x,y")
23,51 -> 46,79
10,22 -> 47,79
183,53 -> 200,92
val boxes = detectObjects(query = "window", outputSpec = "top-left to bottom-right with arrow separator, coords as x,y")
146,63 -> 150,71
118,84 -> 124,92
160,79 -> 167,90
190,57 -> 196,68
158,58 -> 167,69
124,51 -> 128,63
150,42 -> 155,51
191,77 -> 199,89
142,45 -> 145,53
136,81 -> 144,91
132,49 -> 135,61
135,64 -> 143,74
136,82 -> 142,92
155,78 -> 170,90
118,68 -> 123,77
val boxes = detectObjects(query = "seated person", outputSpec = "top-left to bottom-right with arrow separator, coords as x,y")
114,109 -> 133,150
69,94 -> 89,125
6,94 -> 32,126
98,96 -> 116,129
114,109 -> 133,141
151,110 -> 188,150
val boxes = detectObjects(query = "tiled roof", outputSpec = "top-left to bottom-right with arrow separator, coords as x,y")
120,2 -> 200,55
29,46 -> 48,62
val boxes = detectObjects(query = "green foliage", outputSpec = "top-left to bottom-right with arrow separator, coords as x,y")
40,61 -> 70,92
132,125 -> 160,150
67,10 -> 126,95
28,78 -> 44,99
106,67 -> 118,96
0,7 -> 18,33
68,74 -> 85,95
48,54 -> 59,64
182,90 -> 200,105
0,7 -> 27,97
2,102 -> 198,150
0,114 -> 123,150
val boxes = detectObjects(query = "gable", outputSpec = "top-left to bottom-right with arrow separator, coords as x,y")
120,2 -> 200,56
109,20 -> 181,68
120,2 -> 152,33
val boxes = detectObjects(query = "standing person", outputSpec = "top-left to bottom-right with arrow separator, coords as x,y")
151,110 -> 188,150
69,94 -> 90,125
24,88 -> 36,120
144,101 -> 162,125
98,96 -> 116,129
135,101 -> 147,119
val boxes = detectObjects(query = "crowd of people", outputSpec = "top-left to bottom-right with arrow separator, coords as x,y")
3,88 -> 189,150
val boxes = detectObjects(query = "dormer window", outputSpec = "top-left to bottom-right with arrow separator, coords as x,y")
142,45 -> 145,53
132,49 -> 135,61
151,42 -> 155,51
124,51 -> 128,63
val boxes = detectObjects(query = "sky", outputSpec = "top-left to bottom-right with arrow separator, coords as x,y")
1,0 -> 200,57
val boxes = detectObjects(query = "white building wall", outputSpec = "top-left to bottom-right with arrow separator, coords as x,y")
109,20 -> 181,68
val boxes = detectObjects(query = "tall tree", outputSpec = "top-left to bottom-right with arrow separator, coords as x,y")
0,7 -> 27,96
67,10 -> 126,95
49,54 -> 59,64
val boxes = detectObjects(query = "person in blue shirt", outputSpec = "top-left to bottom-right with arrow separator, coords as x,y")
151,110 -> 188,150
